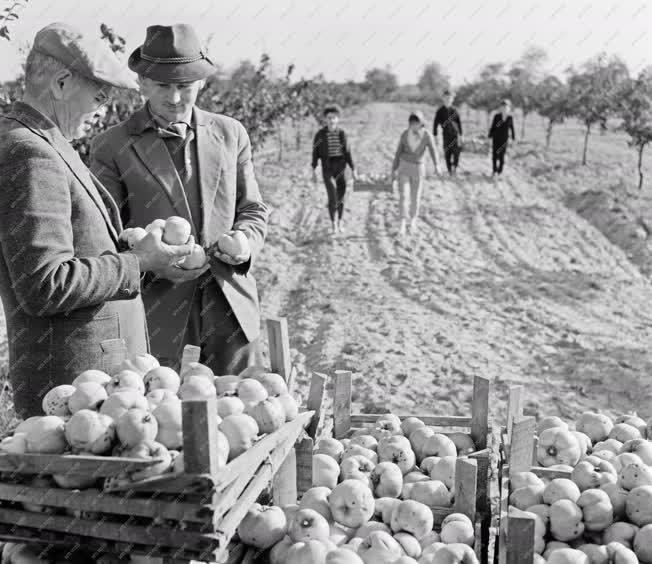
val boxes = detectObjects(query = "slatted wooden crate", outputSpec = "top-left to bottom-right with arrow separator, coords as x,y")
0,316 -> 321,564
298,370 -> 494,564
496,415 -> 572,564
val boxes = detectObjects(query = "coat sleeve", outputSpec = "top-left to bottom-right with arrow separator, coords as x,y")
509,117 -> 515,140
455,110 -> 463,136
90,133 -> 131,228
232,121 -> 270,273
433,110 -> 440,137
0,138 -> 141,317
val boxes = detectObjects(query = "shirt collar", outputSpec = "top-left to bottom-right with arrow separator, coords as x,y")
146,102 -> 195,131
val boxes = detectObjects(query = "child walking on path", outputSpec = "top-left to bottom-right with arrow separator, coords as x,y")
488,99 -> 516,177
392,111 -> 441,237
311,105 -> 357,234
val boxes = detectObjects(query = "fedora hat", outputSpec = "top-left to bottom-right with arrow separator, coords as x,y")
128,24 -> 216,82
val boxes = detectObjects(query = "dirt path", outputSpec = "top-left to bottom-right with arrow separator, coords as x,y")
255,102 -> 652,422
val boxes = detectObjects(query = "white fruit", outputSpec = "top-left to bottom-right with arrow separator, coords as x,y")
42,385 -> 76,416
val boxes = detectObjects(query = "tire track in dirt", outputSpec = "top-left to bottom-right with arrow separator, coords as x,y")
254,103 -> 652,421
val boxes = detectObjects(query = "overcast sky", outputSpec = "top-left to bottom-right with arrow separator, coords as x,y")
0,0 -> 649,85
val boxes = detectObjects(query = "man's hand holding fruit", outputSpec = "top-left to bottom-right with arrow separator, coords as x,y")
212,230 -> 251,266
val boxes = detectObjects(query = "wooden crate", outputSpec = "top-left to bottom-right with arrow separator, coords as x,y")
0,317 -> 322,564
315,371 -> 494,564
496,416 -> 572,564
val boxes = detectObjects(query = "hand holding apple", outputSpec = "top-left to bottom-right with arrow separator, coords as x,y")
214,230 -> 251,265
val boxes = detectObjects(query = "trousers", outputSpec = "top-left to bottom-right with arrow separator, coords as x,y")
321,157 -> 347,221
160,275 -> 259,376
397,160 -> 426,220
443,140 -> 461,173
492,141 -> 508,173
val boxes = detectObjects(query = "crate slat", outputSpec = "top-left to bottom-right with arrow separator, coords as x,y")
0,453 -> 163,476
266,317 -> 292,384
0,483 -> 212,522
333,370 -> 352,439
350,414 -> 473,427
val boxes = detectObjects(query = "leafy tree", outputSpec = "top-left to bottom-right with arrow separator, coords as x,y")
567,54 -> 629,165
0,0 -> 28,41
467,64 -> 509,126
363,67 -> 398,100
509,46 -> 548,138
535,75 -> 572,151
417,62 -> 450,102
617,70 -> 652,190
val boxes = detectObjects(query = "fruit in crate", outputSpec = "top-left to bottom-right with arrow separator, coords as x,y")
24,415 -> 67,454
343,444 -> 378,465
340,455 -> 375,486
219,413 -> 258,459
329,479 -> 375,528
537,427 -> 581,467
216,394 -> 245,418
116,408 -> 158,447
245,397 -> 285,434
313,453 -> 341,489
377,435 -> 415,474
316,438 -> 345,461
237,503 -> 287,549
64,410 -> 115,454
299,487 -> 334,522
101,389 -> 149,421
357,530 -> 403,561
68,381 -> 108,412
72,369 -> 111,387
179,374 -> 216,400
143,366 -> 180,394
237,378 -> 268,406
370,462 -> 403,498
576,412 -> 615,444
253,372 -> 288,396
286,540 -> 330,564
182,361 -> 214,382
162,216 -> 191,245
152,396 -> 183,449
276,392 -> 299,422
42,385 -> 76,416
390,499 -> 434,539
106,369 -> 145,395
123,440 -> 173,481
217,229 -> 249,257
289,508 -> 331,543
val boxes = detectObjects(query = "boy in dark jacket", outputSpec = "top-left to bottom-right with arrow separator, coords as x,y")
311,105 -> 356,234
433,90 -> 463,175
488,99 -> 516,176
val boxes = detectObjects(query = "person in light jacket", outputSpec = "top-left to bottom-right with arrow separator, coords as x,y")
392,111 -> 441,237
311,105 -> 357,234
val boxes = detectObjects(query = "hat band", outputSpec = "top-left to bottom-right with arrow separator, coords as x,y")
140,50 -> 206,64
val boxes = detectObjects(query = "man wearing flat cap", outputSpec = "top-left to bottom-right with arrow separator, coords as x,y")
0,23 -> 193,419
91,24 -> 269,376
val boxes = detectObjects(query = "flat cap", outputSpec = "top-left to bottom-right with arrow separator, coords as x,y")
32,22 -> 138,90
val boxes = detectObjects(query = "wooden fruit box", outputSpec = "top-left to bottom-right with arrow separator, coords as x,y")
496,415 -> 572,564
300,370 -> 494,564
0,316 -> 322,564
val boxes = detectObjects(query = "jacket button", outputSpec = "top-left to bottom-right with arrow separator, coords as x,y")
121,288 -> 131,296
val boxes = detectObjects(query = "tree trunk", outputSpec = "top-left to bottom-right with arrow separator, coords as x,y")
486,111 -> 491,129
638,143 -> 646,191
545,121 -> 553,151
521,110 -> 526,139
582,123 -> 591,165
277,124 -> 283,161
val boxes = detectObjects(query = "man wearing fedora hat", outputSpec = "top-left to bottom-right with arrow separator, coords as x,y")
91,24 -> 269,376
0,22 -> 193,420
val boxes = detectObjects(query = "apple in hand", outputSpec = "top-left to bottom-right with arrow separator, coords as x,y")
217,229 -> 250,258
120,227 -> 147,249
163,216 -> 192,245
179,244 -> 207,269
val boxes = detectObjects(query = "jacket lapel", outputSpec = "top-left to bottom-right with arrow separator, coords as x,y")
132,132 -> 194,228
194,108 -> 224,242
5,103 -> 121,246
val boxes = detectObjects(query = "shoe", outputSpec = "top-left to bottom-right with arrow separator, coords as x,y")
331,222 -> 337,235
338,221 -> 345,233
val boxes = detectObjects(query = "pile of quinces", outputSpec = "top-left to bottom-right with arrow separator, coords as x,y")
0,354 -> 299,493
507,410 -> 652,563
237,413 -> 481,563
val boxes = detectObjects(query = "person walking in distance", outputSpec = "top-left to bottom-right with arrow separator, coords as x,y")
488,99 -> 515,177
392,111 -> 441,237
433,89 -> 463,176
311,105 -> 356,234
